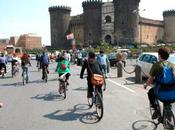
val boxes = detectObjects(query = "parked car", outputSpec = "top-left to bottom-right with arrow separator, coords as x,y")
107,52 -> 117,66
29,54 -> 36,60
136,52 -> 175,77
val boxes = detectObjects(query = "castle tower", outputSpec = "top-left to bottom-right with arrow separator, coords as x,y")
82,0 -> 102,46
163,10 -> 175,43
113,0 -> 140,46
49,6 -> 71,49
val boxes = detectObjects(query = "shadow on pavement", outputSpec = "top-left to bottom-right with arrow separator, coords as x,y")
72,86 -> 87,91
43,104 -> 100,123
0,82 -> 24,87
132,120 -> 157,130
31,91 -> 64,101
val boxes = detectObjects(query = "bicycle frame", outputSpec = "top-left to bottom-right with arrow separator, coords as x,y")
87,85 -> 104,120
150,98 -> 175,129
58,72 -> 68,99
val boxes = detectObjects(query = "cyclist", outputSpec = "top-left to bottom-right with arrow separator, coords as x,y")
21,53 -> 31,82
144,47 -> 175,119
11,54 -> 19,75
80,51 -> 103,98
0,53 -> 7,74
55,53 -> 70,85
40,52 -> 50,80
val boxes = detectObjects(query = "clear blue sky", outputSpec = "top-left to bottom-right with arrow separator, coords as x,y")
0,0 -> 175,46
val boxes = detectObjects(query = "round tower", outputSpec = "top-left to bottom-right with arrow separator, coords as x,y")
113,0 -> 140,46
49,6 -> 71,49
163,10 -> 175,43
82,0 -> 102,46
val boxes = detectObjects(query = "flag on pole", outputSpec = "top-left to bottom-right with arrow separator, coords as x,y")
66,33 -> 74,40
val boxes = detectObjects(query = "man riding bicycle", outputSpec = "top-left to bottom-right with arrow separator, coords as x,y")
40,52 -> 50,80
144,47 -> 175,119
55,53 -> 70,85
80,51 -> 104,98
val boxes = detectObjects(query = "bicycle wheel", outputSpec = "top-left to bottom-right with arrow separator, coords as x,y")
22,74 -> 26,85
95,91 -> 103,119
63,83 -> 67,99
163,106 -> 175,130
44,71 -> 47,83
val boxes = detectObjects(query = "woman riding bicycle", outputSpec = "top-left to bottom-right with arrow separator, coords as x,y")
144,47 -> 175,119
55,53 -> 70,85
80,51 -> 103,98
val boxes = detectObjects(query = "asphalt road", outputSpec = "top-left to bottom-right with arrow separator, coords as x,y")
0,60 -> 170,130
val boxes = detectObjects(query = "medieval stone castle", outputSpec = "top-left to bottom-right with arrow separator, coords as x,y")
49,0 -> 175,49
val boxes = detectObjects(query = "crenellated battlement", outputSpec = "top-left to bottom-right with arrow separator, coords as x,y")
163,10 -> 175,17
49,6 -> 71,12
82,0 -> 102,9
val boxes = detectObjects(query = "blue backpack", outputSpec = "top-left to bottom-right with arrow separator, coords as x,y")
156,65 -> 175,85
155,64 -> 175,102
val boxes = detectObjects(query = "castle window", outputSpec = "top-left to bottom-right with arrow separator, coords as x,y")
105,35 -> 112,44
105,15 -> 111,23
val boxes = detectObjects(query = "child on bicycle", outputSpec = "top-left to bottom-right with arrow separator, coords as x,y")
55,53 -> 70,85
80,51 -> 104,98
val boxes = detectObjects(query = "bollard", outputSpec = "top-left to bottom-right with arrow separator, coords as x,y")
135,65 -> 142,83
117,61 -> 123,77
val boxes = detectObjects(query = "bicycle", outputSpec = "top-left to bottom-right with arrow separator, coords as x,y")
22,66 -> 28,85
150,98 -> 175,130
87,83 -> 104,120
58,72 -> 68,99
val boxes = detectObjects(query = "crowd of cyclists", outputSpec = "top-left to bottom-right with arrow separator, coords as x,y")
1,47 -> 175,127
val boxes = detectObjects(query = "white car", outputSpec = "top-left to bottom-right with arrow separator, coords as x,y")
136,52 -> 175,77
29,54 -> 36,60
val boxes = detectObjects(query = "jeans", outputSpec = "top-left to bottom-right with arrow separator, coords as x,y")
22,66 -> 29,80
101,64 -> 107,76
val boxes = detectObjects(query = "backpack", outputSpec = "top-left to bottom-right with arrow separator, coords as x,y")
61,63 -> 67,70
155,65 -> 175,85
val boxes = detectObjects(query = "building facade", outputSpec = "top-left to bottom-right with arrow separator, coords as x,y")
49,0 -> 175,49
10,34 -> 42,50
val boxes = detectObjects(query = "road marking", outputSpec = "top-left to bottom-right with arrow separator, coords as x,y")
107,79 -> 135,93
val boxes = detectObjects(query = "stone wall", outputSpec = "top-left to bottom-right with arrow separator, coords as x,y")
163,10 -> 175,43
17,34 -> 42,49
69,15 -> 84,47
139,17 -> 164,44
